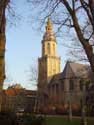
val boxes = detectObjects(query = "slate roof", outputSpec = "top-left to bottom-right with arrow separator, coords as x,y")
50,62 -> 91,85
62,61 -> 90,79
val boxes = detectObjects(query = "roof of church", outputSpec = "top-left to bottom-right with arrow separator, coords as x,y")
49,73 -> 63,85
69,62 -> 89,73
52,73 -> 63,80
62,61 -> 91,79
49,62 -> 92,85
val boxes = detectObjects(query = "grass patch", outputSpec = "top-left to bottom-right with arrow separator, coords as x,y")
87,117 -> 94,125
45,116 -> 80,125
45,116 -> 94,125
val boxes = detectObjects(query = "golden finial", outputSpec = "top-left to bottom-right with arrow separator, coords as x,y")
46,17 -> 53,32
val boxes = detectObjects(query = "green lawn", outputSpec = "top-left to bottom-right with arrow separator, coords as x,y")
45,116 -> 94,125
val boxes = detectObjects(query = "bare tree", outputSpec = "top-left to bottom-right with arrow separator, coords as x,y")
28,62 -> 39,112
27,0 -> 94,81
0,0 -> 21,90
67,40 -> 88,62
28,62 -> 38,87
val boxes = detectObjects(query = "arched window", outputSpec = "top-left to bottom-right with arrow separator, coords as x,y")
47,43 -> 50,54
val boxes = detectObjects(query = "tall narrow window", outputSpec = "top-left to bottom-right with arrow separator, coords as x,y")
56,84 -> 59,94
69,79 -> 74,91
42,44 -> 45,56
61,80 -> 64,90
48,43 -> 50,54
80,80 -> 83,91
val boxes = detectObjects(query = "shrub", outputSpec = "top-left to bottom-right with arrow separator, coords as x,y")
0,111 -> 18,125
19,114 -> 45,125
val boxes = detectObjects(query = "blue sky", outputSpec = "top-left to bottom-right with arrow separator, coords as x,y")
4,0 -> 70,90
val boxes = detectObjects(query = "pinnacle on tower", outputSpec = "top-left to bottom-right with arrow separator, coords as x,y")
42,18 -> 56,42
46,17 -> 53,32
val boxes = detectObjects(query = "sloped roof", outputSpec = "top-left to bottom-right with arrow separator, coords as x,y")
48,73 -> 63,85
52,73 -> 63,80
49,62 -> 91,86
62,61 -> 90,79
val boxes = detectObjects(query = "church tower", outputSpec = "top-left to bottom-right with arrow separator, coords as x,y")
38,18 -> 61,92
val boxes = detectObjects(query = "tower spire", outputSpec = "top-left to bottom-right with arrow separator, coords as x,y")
42,18 -> 56,42
46,17 -> 53,32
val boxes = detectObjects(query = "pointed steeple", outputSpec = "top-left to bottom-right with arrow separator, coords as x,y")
46,17 -> 53,32
42,18 -> 56,42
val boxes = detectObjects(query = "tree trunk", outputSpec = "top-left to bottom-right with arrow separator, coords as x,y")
0,0 -> 9,91
89,0 -> 94,30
